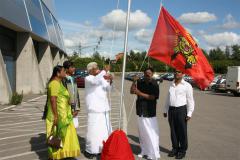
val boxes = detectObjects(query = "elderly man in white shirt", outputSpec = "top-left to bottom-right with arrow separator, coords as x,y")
84,62 -> 113,159
164,70 -> 194,159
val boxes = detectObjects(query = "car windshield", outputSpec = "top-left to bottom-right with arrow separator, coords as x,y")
75,70 -> 88,77
220,79 -> 226,83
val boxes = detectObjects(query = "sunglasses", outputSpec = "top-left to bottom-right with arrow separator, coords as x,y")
175,70 -> 182,74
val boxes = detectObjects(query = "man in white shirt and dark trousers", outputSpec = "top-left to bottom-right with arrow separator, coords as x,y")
164,70 -> 194,159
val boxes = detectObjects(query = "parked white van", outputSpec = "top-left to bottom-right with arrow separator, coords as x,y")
226,66 -> 240,96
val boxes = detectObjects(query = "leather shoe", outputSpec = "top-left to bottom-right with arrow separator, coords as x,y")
175,152 -> 185,159
83,151 -> 95,159
168,150 -> 178,157
137,154 -> 148,158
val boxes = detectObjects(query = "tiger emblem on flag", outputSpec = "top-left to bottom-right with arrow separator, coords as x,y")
172,35 -> 197,69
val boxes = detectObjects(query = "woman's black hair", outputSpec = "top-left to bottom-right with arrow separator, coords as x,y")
50,65 -> 64,81
42,65 -> 64,120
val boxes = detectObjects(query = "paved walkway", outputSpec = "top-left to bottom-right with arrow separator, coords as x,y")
0,78 -> 239,160
0,84 -> 124,160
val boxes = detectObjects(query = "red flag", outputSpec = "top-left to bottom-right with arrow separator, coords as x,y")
148,7 -> 214,89
101,130 -> 134,160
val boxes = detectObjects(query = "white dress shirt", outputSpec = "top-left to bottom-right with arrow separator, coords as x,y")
85,70 -> 111,113
164,79 -> 195,117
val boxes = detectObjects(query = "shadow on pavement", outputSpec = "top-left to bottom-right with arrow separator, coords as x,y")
77,135 -> 86,154
29,133 -> 48,160
205,92 -> 235,97
128,134 -> 170,155
77,135 -> 101,160
128,135 -> 140,143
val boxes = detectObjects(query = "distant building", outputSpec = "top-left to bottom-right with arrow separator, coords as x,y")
0,0 -> 67,104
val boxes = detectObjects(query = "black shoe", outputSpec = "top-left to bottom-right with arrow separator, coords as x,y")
175,152 -> 186,159
168,149 -> 178,157
146,156 -> 154,160
84,151 -> 95,159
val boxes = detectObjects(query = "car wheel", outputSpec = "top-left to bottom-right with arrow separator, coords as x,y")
233,91 -> 240,97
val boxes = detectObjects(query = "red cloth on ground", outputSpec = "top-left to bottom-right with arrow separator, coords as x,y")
101,130 -> 134,160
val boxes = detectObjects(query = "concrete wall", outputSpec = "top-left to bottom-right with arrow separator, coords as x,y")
0,32 -> 67,103
52,48 -> 61,66
60,52 -> 66,65
0,49 -> 12,104
38,43 -> 53,88
16,33 -> 45,94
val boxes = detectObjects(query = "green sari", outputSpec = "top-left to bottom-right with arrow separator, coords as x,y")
46,80 -> 80,159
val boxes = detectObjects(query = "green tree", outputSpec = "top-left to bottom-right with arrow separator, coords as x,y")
201,49 -> 209,60
209,47 -> 226,60
92,51 -> 102,60
231,45 -> 240,60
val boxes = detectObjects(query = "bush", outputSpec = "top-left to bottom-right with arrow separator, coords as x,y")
210,60 -> 236,74
10,92 -> 23,105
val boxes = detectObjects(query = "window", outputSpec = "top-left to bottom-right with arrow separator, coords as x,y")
42,3 -> 58,46
25,0 -> 48,39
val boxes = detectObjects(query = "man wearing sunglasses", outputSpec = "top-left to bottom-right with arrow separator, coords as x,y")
164,70 -> 195,159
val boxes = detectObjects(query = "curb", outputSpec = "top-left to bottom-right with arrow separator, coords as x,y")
0,95 -> 46,112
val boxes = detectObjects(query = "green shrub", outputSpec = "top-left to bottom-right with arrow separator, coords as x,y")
10,92 -> 23,105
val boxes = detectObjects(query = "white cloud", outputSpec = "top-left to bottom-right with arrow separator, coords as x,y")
63,27 -> 125,56
60,19 -> 125,55
134,29 -> 153,44
63,30 -> 124,49
221,14 -> 240,29
101,9 -> 151,31
84,20 -> 92,26
196,30 -> 206,35
203,32 -> 240,48
60,9 -> 152,56
178,12 -> 217,24
64,39 -> 75,48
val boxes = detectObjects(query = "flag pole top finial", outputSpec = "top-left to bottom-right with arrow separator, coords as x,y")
160,0 -> 164,8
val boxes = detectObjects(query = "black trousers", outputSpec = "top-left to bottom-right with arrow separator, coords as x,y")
168,105 -> 188,153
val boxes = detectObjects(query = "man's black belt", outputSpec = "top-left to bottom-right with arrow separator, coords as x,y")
169,105 -> 186,110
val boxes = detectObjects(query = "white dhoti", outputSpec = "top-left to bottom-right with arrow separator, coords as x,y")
86,111 -> 112,154
138,116 -> 160,159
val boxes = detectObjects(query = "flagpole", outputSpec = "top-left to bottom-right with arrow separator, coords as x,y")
159,0 -> 163,14
160,0 -> 163,8
119,0 -> 131,130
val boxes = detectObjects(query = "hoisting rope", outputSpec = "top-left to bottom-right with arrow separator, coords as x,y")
126,0 -> 164,124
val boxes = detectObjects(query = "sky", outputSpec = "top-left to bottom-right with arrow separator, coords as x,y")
55,0 -> 240,58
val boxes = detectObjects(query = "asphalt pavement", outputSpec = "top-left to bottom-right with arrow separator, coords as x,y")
0,77 -> 239,160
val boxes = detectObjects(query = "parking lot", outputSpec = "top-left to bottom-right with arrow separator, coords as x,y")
0,76 -> 239,160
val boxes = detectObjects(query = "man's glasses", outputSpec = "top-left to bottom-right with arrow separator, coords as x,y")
175,70 -> 182,74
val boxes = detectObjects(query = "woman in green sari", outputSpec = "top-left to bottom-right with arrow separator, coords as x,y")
46,65 -> 80,160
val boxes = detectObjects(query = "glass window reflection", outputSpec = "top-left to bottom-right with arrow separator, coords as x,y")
42,3 -> 58,46
25,0 -> 48,40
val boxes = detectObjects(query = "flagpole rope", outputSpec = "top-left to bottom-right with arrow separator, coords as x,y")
126,53 -> 148,125
160,0 -> 163,8
106,0 -> 120,129
109,0 -> 120,57
126,3 -> 164,125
